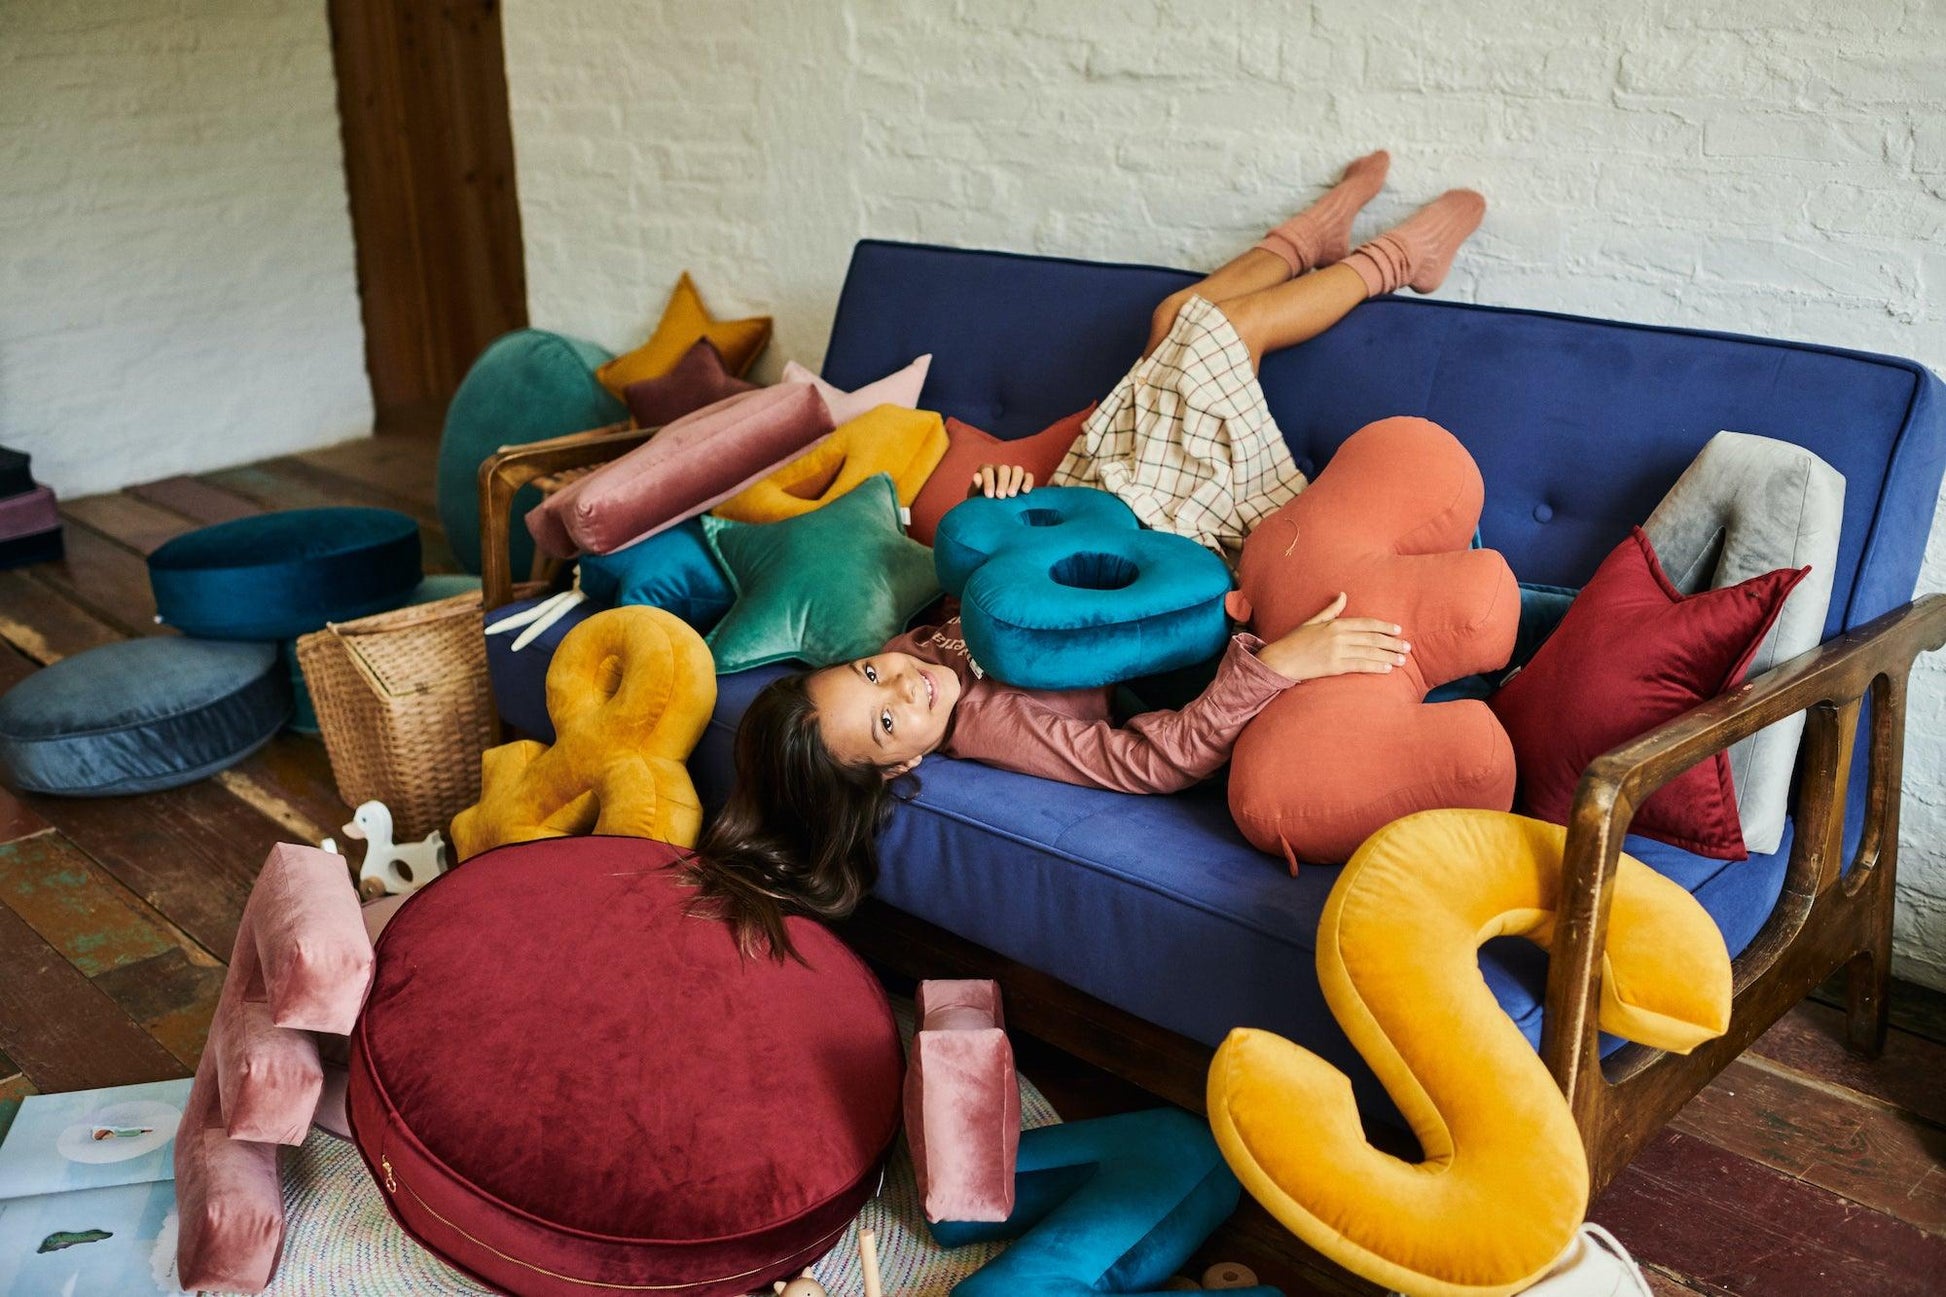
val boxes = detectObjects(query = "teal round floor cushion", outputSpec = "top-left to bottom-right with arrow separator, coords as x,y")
933,486 -> 1233,691
438,329 -> 627,575
0,639 -> 290,796
149,508 -> 421,641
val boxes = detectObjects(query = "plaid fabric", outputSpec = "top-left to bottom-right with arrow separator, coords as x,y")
1052,294 -> 1307,564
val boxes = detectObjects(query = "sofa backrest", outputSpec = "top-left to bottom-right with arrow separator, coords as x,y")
822,239 -> 1946,637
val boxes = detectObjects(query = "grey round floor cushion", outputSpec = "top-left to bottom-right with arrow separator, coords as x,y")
0,639 -> 291,796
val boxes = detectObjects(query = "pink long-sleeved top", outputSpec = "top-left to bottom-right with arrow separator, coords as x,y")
879,616 -> 1294,795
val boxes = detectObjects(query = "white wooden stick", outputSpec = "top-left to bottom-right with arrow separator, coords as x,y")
858,1226 -> 883,1297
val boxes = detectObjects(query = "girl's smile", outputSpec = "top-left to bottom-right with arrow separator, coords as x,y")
805,650 -> 961,776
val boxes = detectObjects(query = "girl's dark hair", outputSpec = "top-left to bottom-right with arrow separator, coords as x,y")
682,670 -> 905,962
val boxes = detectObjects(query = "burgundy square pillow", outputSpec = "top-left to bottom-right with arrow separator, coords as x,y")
1489,527 -> 1807,861
907,406 -> 1093,545
622,339 -> 757,429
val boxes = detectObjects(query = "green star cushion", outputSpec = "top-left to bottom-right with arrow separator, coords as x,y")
701,474 -> 940,673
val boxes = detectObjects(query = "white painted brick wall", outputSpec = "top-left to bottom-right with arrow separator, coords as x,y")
0,0 -> 372,498
505,0 -> 1946,989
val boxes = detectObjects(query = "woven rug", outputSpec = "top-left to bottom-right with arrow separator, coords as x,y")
238,1002 -> 1060,1297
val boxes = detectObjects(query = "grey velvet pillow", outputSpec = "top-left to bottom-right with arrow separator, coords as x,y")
1643,431 -> 1844,856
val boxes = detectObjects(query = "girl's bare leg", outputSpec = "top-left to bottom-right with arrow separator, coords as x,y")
1143,249 -> 1291,357
1213,264 -> 1369,371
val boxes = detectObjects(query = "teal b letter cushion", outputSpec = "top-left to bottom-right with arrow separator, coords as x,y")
0,639 -> 290,796
438,329 -> 627,575
933,486 -> 1233,691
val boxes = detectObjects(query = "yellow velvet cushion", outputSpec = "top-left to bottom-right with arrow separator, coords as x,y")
595,273 -> 772,398
711,404 -> 948,525
1206,810 -> 1731,1297
451,607 -> 717,861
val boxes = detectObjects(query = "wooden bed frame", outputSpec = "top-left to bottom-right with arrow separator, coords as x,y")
478,430 -> 1946,1204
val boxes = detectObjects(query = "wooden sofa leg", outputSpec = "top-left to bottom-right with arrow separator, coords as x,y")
1844,947 -> 1890,1058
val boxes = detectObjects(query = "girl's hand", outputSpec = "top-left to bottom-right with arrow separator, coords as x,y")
970,464 -> 1035,498
1255,592 -> 1410,683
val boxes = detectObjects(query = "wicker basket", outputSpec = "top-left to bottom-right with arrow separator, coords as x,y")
296,590 -> 506,842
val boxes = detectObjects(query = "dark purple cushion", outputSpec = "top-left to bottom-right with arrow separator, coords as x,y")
623,339 -> 757,429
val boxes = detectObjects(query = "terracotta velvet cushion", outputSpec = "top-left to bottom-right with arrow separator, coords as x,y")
782,354 -> 931,424
623,338 -> 757,428
904,980 -> 1019,1224
908,406 -> 1092,545
1229,417 -> 1521,867
348,835 -> 904,1297
1490,528 -> 1807,861
711,404 -> 948,525
596,272 -> 771,398
527,383 -> 835,558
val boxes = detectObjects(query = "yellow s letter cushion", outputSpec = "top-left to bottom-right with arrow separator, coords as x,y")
1207,811 -> 1730,1297
712,404 -> 948,525
595,273 -> 772,398
451,607 -> 717,861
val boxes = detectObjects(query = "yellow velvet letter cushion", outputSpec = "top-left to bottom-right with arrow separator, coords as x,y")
451,606 -> 717,861
711,404 -> 948,525
1206,810 -> 1730,1297
595,272 -> 773,398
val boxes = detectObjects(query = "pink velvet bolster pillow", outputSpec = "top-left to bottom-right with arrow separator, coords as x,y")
782,354 -> 931,424
527,381 -> 836,558
176,1052 -> 285,1294
904,979 -> 1020,1223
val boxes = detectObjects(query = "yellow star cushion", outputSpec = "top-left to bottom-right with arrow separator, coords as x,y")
595,273 -> 772,398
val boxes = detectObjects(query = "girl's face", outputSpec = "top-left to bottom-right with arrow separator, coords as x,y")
806,650 -> 960,777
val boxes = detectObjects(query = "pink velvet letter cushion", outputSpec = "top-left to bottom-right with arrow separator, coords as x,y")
527,382 -> 836,558
176,1052 -> 285,1294
904,979 -> 1020,1223
782,354 -> 931,424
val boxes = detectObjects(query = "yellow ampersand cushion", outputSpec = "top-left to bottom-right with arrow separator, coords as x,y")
712,404 -> 948,525
595,273 -> 772,399
451,606 -> 717,861
1207,810 -> 1731,1297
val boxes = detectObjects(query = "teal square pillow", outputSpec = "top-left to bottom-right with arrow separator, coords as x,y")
702,474 -> 940,673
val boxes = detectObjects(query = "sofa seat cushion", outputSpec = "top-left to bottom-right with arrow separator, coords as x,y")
692,666 -> 1791,1123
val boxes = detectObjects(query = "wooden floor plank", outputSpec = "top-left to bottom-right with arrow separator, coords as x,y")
1669,1056 -> 1946,1235
295,432 -> 441,514
0,570 -> 124,662
1591,1129 -> 1946,1296
24,517 -> 163,638
93,946 -> 226,1069
0,784 -> 52,846
0,833 -> 179,977
0,1094 -> 28,1145
1816,971 -> 1946,1047
1750,1000 -> 1946,1129
126,475 -> 262,525
60,492 -> 200,555
221,734 -> 350,847
0,902 -> 188,1091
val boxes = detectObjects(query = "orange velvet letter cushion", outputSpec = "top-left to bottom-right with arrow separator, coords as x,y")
1228,418 -> 1519,867
596,273 -> 772,398
711,404 -> 948,525
907,406 -> 1093,545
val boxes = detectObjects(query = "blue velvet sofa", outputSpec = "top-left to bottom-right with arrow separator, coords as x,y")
478,239 -> 1946,1199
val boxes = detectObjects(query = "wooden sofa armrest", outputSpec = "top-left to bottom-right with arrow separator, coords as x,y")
1539,592 -> 1946,1112
476,422 -> 652,611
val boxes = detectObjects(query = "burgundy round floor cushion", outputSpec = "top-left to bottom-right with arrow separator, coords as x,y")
347,836 -> 903,1297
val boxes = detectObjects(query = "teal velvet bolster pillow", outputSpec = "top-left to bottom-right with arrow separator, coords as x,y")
701,474 -> 940,673
438,329 -> 626,575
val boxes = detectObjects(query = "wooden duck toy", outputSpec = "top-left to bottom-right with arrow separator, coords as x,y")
771,1271 -> 827,1297
328,800 -> 448,899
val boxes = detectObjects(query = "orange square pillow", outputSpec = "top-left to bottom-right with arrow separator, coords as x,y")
596,273 -> 771,398
907,406 -> 1093,545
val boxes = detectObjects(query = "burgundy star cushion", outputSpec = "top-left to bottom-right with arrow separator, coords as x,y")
622,338 -> 758,429
1489,527 -> 1807,861
348,836 -> 903,1297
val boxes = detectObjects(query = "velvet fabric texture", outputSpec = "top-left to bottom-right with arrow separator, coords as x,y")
527,383 -> 835,558
439,329 -> 626,575
0,483 -> 59,538
348,836 -> 904,1297
1208,810 -> 1731,1297
1491,528 -> 1807,861
623,338 -> 757,428
712,404 -> 949,525
782,353 -> 932,423
701,474 -> 941,673
908,406 -> 1092,545
1229,418 -> 1521,867
175,1051 -> 285,1294
1642,432 -> 1844,855
149,507 -> 422,641
905,980 -> 1020,1224
451,606 -> 718,860
933,485 -> 1233,692
0,638 -> 290,796
596,272 -> 772,398
576,517 -> 737,633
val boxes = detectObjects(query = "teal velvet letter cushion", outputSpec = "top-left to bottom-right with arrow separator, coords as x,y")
149,508 -> 422,641
933,486 -> 1233,691
0,639 -> 290,796
701,474 -> 940,673
438,328 -> 627,575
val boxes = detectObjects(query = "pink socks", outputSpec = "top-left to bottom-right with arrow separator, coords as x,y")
1255,150 -> 1391,275
1343,189 -> 1487,297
